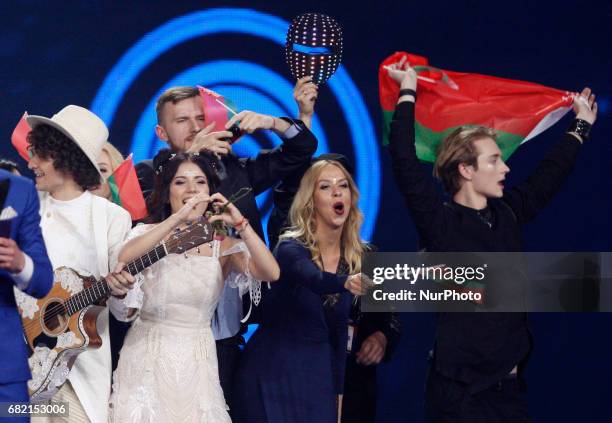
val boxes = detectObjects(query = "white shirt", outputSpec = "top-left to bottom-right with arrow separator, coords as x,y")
39,191 -> 131,423
41,192 -> 98,276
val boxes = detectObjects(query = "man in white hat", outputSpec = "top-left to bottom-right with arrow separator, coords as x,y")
16,105 -> 136,423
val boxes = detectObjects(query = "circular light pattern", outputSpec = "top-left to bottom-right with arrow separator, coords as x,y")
285,13 -> 343,85
90,8 -> 379,241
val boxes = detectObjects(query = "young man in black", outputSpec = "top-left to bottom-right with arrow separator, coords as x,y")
386,60 -> 597,422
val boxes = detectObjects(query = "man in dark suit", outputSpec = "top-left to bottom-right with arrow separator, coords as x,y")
0,169 -> 53,412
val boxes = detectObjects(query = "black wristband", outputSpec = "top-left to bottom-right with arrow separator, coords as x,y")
567,118 -> 592,141
399,88 -> 417,100
279,116 -> 305,129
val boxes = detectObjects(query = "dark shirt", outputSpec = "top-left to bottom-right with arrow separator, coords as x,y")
389,101 -> 582,393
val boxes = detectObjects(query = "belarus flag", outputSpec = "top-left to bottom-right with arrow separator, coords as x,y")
108,155 -> 148,221
198,86 -> 240,132
379,51 -> 574,162
11,112 -> 31,162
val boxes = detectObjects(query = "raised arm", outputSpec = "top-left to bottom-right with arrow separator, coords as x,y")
266,77 -> 319,248
503,87 -> 597,223
387,59 -> 446,246
209,192 -> 280,282
294,75 -> 318,129
226,111 -> 318,195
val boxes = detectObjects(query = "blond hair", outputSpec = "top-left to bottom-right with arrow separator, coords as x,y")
433,126 -> 498,194
101,142 -> 124,172
156,86 -> 200,124
280,160 -> 365,273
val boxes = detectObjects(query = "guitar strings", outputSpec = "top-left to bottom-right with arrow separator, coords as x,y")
21,223 -> 212,333
21,233 -> 200,332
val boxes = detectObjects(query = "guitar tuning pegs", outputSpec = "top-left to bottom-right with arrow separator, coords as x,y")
196,246 -> 201,254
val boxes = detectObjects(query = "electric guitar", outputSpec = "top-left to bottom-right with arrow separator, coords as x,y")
17,218 -> 213,402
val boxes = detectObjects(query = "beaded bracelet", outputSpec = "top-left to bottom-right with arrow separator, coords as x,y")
567,118 -> 592,142
234,217 -> 249,234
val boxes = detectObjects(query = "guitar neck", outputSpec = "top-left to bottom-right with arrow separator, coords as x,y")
64,243 -> 168,316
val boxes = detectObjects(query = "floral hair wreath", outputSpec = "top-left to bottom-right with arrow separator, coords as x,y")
155,152 -> 202,175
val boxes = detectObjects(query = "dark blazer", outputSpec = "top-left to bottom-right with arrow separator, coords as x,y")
0,170 -> 53,384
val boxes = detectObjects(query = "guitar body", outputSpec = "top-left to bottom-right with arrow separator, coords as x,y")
14,218 -> 213,402
17,267 -> 103,402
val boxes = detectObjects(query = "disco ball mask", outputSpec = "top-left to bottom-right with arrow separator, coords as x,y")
285,13 -> 343,85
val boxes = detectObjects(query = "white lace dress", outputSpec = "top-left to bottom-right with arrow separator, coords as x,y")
108,224 -> 259,422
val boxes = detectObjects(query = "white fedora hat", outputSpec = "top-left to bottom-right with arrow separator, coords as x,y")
26,105 -> 108,179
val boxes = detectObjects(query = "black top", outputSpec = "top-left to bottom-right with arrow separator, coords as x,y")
389,101 -> 582,392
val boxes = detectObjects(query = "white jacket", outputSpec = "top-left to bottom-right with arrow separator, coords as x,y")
39,191 -> 131,423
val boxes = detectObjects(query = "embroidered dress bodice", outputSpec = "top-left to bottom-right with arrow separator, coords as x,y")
137,252 -> 224,327
109,224 -> 257,422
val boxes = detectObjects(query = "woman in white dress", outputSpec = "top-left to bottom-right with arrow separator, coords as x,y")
108,151 -> 280,422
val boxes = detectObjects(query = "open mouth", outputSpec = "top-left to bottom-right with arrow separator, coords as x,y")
333,201 -> 345,216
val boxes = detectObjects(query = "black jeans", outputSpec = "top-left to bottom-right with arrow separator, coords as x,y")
342,356 -> 377,423
425,367 -> 530,423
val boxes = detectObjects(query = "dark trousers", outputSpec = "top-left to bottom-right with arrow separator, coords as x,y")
109,313 -> 132,371
217,335 -> 243,418
0,381 -> 29,422
425,367 -> 530,423
342,356 -> 377,423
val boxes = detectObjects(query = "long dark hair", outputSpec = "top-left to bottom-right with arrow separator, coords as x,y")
146,149 -> 220,223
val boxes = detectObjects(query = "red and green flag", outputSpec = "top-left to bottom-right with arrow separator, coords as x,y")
379,51 -> 574,162
108,155 -> 148,221
11,112 -> 31,162
12,112 -> 147,221
198,86 -> 239,131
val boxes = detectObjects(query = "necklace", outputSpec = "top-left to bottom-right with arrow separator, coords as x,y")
475,208 -> 493,228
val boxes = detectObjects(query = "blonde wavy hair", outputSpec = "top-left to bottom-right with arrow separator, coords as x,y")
280,160 -> 365,273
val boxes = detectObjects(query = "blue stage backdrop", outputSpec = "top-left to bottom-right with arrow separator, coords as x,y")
2,1 -> 610,421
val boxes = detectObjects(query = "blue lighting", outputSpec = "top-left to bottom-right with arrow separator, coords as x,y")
291,44 -> 333,54
90,8 -> 379,240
